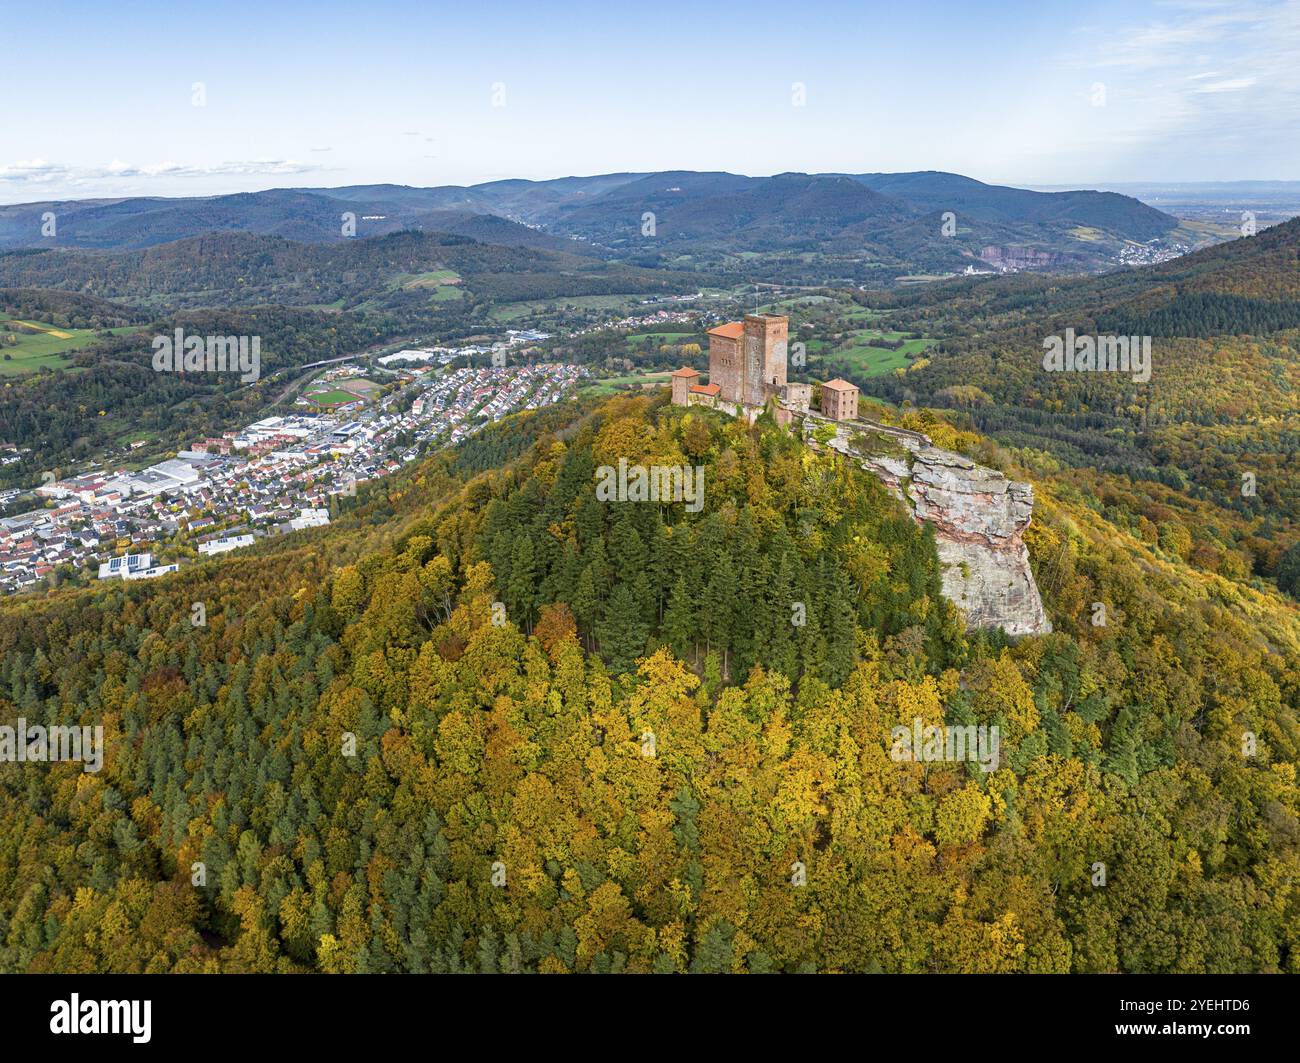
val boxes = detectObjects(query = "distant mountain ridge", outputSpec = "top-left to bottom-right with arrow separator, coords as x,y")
0,188 -> 583,254
0,170 -> 1184,275
851,171 -> 1176,240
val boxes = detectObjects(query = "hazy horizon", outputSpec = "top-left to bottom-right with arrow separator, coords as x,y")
4,0 -> 1298,205
6,173 -> 1300,210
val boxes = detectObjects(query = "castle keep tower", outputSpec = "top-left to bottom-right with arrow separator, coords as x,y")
743,313 -> 787,405
704,313 -> 789,407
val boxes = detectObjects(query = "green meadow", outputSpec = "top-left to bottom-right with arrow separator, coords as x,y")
393,269 -> 465,304
581,370 -> 673,397
488,293 -> 645,322
826,327 -> 936,377
625,331 -> 697,346
0,315 -> 136,375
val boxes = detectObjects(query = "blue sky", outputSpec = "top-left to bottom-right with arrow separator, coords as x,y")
2,0 -> 1297,203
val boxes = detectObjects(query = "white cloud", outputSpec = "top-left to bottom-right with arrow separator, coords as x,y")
1192,76 -> 1258,92
0,159 -> 65,182
1046,0 -> 1300,179
0,158 -> 319,187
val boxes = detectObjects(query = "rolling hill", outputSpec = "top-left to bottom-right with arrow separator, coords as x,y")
1,387 -> 1297,973
0,188 -> 586,254
852,171 -> 1177,239
0,170 -> 1193,278
828,217 -> 1300,594
0,229 -> 708,310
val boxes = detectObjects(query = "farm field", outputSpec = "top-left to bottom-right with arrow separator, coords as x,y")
895,273 -> 955,285
0,315 -> 136,375
824,327 -> 936,377
399,269 -> 461,288
394,269 -> 464,304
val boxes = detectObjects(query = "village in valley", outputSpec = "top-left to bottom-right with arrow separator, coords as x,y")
0,297 -> 887,598
0,331 -> 584,595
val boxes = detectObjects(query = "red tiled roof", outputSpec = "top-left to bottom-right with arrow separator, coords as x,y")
707,322 -> 744,339
822,378 -> 858,391
690,383 -> 721,395
670,367 -> 701,377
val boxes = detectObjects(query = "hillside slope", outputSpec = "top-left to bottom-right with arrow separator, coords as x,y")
839,217 -> 1300,600
854,171 -> 1178,239
0,393 -> 1295,974
0,229 -> 705,309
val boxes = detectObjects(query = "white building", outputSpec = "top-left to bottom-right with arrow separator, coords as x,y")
197,533 -> 256,556
123,459 -> 205,497
129,562 -> 178,580
98,553 -> 177,580
153,459 -> 202,485
289,508 -> 330,531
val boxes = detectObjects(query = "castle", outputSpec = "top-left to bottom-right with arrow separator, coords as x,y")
670,313 -> 857,424
667,313 -> 1048,635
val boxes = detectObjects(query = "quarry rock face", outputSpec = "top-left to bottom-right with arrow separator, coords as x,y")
817,419 -> 1052,636
977,245 -> 1084,271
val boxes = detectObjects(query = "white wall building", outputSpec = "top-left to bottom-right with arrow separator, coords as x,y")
289,508 -> 330,531
197,533 -> 256,556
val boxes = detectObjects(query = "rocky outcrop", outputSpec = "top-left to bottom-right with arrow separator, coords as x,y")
814,417 -> 1051,636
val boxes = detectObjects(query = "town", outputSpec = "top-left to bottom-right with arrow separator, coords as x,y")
0,354 -> 585,595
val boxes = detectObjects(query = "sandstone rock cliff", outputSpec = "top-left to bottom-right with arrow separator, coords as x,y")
812,417 -> 1052,636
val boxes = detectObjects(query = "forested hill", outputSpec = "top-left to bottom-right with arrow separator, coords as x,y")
852,171 -> 1176,238
885,215 -> 1300,331
855,217 -> 1300,599
0,172 -> 1178,252
0,229 -> 706,310
1,392 -> 1297,973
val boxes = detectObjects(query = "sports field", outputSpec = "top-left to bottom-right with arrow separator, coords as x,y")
303,375 -> 380,407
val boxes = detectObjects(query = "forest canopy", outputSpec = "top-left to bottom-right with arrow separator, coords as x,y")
1,394 -> 1297,973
